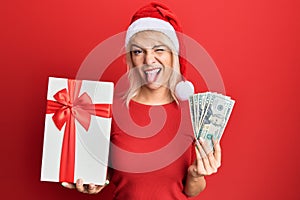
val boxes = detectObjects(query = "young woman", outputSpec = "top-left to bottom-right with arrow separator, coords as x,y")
63,2 -> 221,199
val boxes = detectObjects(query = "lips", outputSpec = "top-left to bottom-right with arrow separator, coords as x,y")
144,68 -> 161,83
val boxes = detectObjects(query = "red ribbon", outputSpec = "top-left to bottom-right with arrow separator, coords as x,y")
46,79 -> 112,182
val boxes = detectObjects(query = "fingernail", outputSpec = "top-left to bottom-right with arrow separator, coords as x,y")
89,184 -> 95,189
199,137 -> 204,143
61,182 -> 68,187
77,179 -> 83,185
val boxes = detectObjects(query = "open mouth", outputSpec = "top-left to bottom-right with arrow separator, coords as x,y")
144,68 -> 161,83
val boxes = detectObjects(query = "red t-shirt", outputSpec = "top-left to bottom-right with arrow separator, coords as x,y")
108,100 -> 201,200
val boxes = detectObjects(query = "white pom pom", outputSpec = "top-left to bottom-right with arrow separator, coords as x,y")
175,80 -> 194,101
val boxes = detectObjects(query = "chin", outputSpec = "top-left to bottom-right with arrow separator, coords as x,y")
146,83 -> 161,90
145,82 -> 162,90
145,81 -> 169,90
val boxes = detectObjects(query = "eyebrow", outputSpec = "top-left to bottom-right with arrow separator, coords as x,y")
130,44 -> 142,49
152,45 -> 167,49
130,44 -> 167,50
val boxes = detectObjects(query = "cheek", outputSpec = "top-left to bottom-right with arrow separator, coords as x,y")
131,59 -> 139,67
160,68 -> 173,82
136,66 -> 145,78
160,54 -> 172,66
131,56 -> 144,67
129,63 -> 144,78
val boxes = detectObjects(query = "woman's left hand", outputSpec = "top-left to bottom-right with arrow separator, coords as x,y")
188,138 -> 221,178
61,179 -> 105,194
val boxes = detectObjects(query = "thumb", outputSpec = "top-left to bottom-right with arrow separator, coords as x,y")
61,182 -> 76,189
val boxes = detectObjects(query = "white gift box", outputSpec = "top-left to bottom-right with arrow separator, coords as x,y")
41,77 -> 114,185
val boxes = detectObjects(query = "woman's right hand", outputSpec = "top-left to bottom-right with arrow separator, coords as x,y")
62,179 -> 105,194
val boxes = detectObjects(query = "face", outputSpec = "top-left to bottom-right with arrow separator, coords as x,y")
129,31 -> 174,90
209,114 -> 225,127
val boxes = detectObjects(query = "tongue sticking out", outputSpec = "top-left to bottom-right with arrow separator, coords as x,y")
145,69 -> 160,83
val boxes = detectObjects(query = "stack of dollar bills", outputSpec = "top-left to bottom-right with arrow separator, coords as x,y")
188,92 -> 235,152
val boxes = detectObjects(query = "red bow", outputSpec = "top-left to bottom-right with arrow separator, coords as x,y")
46,79 -> 112,182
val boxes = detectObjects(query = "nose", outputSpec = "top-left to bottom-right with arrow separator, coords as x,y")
144,51 -> 156,65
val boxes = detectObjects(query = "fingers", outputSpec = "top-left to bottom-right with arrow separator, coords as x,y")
62,179 -> 104,194
86,183 -> 97,194
94,185 -> 105,193
76,179 -> 104,194
197,139 -> 213,175
61,182 -> 75,189
196,140 -> 209,171
201,139 -> 218,172
213,139 -> 222,167
194,145 -> 206,175
199,137 -> 213,155
75,179 -> 86,193
195,137 -> 222,175
86,183 -> 105,194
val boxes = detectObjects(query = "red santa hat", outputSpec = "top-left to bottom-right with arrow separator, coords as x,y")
125,1 -> 194,101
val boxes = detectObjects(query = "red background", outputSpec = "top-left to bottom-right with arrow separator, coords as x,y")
1,0 -> 299,199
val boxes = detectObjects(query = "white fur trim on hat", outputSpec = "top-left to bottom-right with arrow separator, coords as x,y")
125,17 -> 179,52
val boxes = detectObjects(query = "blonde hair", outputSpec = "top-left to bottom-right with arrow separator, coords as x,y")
123,31 -> 182,106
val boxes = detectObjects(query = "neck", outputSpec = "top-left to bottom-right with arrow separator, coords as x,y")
132,86 -> 174,105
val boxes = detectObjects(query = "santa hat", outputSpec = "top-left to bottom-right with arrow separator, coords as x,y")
125,1 -> 194,101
